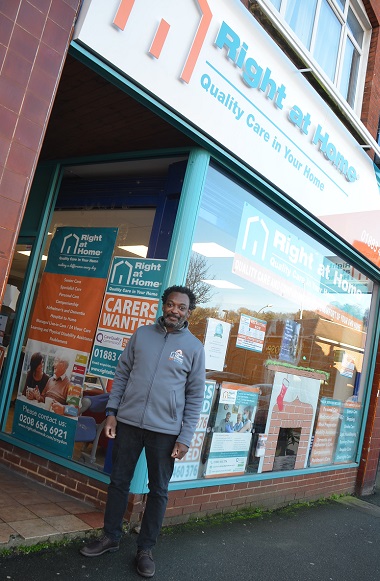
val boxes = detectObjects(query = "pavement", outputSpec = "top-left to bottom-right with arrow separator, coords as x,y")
1,465 -> 380,581
0,464 -> 104,547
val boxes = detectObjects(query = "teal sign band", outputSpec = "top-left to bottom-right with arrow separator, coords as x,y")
45,227 -> 118,279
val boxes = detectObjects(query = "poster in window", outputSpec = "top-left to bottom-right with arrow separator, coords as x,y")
89,257 -> 166,379
171,380 -> 216,482
279,320 -> 301,363
205,382 -> 259,478
236,314 -> 266,353
309,398 -> 341,467
12,227 -> 117,459
204,318 -> 231,372
334,400 -> 361,464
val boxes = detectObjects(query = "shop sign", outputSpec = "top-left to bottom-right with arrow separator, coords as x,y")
12,227 -> 117,459
74,0 -> 380,267
89,257 -> 166,378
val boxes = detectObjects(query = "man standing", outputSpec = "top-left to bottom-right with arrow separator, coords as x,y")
80,285 -> 205,578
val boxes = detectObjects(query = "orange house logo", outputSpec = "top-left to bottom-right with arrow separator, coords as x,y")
113,0 -> 213,83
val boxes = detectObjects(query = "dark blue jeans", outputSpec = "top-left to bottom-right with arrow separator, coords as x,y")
103,422 -> 177,550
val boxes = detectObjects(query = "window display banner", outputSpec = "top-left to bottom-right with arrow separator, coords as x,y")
309,398 -> 341,467
89,257 -> 166,379
334,400 -> 362,464
236,314 -> 266,353
204,318 -> 231,371
233,202 -> 367,332
205,382 -> 259,478
171,380 -> 216,482
12,227 -> 117,458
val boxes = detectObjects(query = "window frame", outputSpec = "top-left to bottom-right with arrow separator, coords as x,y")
257,0 -> 371,114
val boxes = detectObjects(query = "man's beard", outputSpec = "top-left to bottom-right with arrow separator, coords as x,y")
163,314 -> 185,329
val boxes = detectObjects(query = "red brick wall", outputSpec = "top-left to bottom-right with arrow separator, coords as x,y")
165,468 -> 357,525
0,0 -> 81,303
356,349 -> 380,495
360,2 -> 380,139
0,438 -> 358,526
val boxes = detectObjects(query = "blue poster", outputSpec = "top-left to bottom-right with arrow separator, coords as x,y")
12,399 -> 77,459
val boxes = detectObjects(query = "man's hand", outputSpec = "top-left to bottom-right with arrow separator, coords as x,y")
104,415 -> 117,439
171,442 -> 188,460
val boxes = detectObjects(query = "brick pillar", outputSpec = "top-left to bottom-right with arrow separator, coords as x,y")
0,0 -> 82,303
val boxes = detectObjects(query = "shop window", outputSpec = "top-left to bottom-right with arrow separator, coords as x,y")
265,0 -> 369,110
3,156 -> 187,472
178,163 -> 374,483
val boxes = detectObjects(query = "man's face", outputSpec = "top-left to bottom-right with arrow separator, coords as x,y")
54,359 -> 67,378
162,292 -> 191,331
226,413 -> 231,421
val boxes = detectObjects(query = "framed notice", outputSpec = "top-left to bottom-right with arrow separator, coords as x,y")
236,314 -> 266,352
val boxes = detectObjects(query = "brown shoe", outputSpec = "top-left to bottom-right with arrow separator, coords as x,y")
79,535 -> 119,557
136,549 -> 155,577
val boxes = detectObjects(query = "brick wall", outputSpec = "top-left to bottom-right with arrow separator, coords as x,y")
0,0 -> 81,303
0,438 -> 358,527
164,468 -> 357,526
360,2 -> 380,140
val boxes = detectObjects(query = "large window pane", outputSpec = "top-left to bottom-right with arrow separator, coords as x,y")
186,164 -> 373,481
347,7 -> 363,47
285,0 -> 317,49
313,0 -> 341,80
340,37 -> 360,106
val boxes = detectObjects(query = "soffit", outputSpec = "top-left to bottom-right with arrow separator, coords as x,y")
40,54 -> 193,161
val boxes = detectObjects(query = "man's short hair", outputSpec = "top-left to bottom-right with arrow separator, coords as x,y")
161,285 -> 197,311
54,354 -> 69,369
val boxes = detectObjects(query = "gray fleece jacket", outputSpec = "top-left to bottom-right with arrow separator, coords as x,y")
107,317 -> 206,448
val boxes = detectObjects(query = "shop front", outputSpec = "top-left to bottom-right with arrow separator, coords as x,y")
1,0 -> 380,524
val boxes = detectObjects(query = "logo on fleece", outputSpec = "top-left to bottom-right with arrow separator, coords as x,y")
169,349 -> 184,365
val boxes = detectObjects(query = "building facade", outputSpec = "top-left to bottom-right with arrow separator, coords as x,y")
0,0 -> 380,527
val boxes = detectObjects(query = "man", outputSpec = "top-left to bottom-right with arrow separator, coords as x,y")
217,411 -> 233,433
27,354 -> 70,405
80,285 -> 205,578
